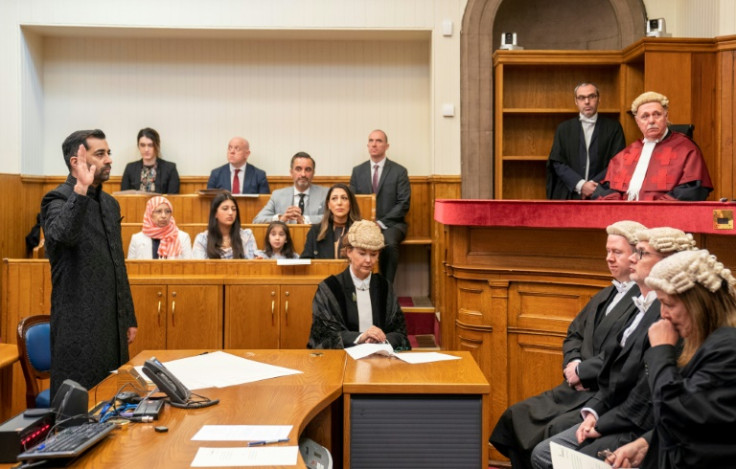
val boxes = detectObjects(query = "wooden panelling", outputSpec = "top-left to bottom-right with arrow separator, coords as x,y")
456,280 -> 489,327
717,49 -> 735,200
0,174 -> 38,262
1,260 -> 52,419
465,227 -> 609,276
507,333 -> 565,404
1,259 -> 348,417
507,283 -> 599,333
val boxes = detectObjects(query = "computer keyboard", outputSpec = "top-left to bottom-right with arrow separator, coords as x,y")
17,421 -> 115,461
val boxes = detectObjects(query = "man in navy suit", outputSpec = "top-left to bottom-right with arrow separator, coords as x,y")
207,136 -> 269,194
349,129 -> 411,283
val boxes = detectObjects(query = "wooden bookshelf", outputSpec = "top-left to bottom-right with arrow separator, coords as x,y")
493,54 -> 626,200
492,37 -> 727,201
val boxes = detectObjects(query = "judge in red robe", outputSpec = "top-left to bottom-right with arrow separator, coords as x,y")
592,91 -> 712,201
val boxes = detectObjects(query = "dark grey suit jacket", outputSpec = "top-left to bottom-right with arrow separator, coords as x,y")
120,158 -> 180,194
349,158 -> 411,233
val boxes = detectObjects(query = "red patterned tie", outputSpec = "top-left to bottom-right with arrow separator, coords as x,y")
232,168 -> 241,194
372,164 -> 379,193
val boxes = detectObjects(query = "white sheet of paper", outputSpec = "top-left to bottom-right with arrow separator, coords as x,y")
191,446 -> 298,467
134,351 -> 302,390
345,343 -> 396,360
396,352 -> 461,364
191,425 -> 292,442
550,442 -> 617,469
276,258 -> 311,266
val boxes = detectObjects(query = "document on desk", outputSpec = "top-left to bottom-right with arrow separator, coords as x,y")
397,352 -> 462,364
550,442 -> 622,469
346,344 -> 461,364
135,351 -> 301,390
191,446 -> 298,467
276,258 -> 311,266
192,425 -> 292,442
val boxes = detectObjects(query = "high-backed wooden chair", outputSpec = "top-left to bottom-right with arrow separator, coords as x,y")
17,315 -> 52,408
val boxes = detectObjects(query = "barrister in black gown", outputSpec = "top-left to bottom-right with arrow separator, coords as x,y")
307,220 -> 410,350
546,83 -> 625,200
489,221 -> 644,469
606,249 -> 736,469
531,227 -> 698,469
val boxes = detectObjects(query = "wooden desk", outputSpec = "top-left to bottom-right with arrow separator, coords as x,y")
342,351 -> 490,468
0,344 -> 19,421
1,350 -> 489,468
82,349 -> 346,469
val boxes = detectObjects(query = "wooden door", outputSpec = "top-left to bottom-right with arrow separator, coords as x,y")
279,284 -> 318,349
128,285 -> 167,358
224,285 -> 279,348
166,285 -> 222,349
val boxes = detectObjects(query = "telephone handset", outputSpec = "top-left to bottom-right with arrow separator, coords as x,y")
142,357 -> 191,404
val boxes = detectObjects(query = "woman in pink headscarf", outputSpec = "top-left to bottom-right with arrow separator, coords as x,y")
127,196 -> 192,259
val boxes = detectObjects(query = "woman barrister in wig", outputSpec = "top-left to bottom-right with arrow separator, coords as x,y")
607,249 -> 736,468
307,220 -> 410,350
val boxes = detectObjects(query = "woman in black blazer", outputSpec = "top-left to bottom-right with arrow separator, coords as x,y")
301,183 -> 361,259
121,127 -> 180,194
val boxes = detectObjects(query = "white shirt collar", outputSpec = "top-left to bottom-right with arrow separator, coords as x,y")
579,113 -> 598,124
644,128 -> 669,144
349,268 -> 371,291
371,157 -> 387,170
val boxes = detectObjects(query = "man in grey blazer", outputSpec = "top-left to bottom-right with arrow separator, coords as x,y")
253,152 -> 328,224
349,130 -> 411,283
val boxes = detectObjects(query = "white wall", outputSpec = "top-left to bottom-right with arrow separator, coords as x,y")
643,0 -> 736,37
39,36 -> 431,177
0,0 -> 466,177
1,0 -> 730,178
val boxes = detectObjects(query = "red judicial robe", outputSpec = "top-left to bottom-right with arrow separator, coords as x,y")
594,131 -> 712,201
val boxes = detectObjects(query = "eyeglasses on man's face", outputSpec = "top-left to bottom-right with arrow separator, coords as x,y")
576,93 -> 599,102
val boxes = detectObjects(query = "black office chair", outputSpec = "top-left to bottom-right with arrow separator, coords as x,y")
669,124 -> 694,139
17,315 -> 52,408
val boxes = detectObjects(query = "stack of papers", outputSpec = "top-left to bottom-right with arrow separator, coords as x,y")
191,425 -> 297,467
345,343 -> 461,364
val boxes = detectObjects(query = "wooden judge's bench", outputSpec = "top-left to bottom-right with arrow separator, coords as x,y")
434,199 -> 736,461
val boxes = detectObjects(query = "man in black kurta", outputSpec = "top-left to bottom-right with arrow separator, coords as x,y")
489,221 -> 643,469
41,129 -> 138,398
546,83 -> 626,200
